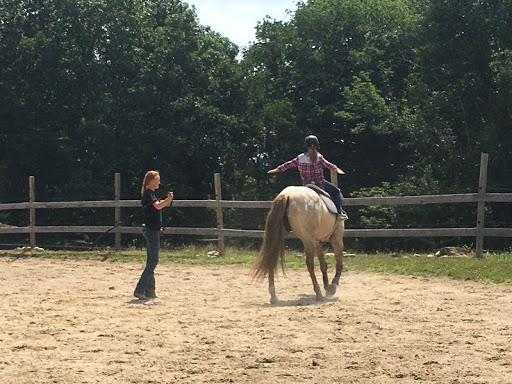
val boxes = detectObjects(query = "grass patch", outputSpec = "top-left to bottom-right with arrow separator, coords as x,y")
344,252 -> 512,285
2,246 -> 512,286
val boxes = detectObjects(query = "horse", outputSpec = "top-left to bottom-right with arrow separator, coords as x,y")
251,185 -> 346,303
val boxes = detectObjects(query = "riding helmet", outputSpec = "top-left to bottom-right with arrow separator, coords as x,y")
304,135 -> 320,149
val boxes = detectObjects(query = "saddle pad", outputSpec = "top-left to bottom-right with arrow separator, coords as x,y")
319,194 -> 338,214
305,184 -> 338,214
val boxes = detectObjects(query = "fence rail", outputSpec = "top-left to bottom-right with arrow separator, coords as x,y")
6,193 -> 512,210
0,153 -> 511,257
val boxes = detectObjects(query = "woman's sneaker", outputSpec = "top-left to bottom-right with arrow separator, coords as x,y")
336,211 -> 348,220
134,291 -> 147,300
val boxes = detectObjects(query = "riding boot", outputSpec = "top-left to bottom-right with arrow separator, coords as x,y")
336,210 -> 348,220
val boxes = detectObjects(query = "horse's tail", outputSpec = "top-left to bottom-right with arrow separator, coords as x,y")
251,194 -> 289,281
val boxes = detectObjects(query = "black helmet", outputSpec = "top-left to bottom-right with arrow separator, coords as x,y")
304,135 -> 320,149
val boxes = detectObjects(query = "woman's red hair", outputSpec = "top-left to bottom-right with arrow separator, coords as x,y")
140,170 -> 160,204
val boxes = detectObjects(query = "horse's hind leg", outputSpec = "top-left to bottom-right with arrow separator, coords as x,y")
305,242 -> 323,301
268,269 -> 278,304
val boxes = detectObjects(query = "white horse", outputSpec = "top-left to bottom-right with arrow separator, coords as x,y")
252,186 -> 346,303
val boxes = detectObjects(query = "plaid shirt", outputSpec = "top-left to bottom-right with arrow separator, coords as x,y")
276,153 -> 337,187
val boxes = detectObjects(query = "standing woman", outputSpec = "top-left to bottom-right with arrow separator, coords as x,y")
268,135 -> 348,219
134,170 -> 173,300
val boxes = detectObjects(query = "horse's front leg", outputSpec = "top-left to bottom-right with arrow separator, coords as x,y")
268,269 -> 278,304
325,236 -> 344,296
305,244 -> 323,301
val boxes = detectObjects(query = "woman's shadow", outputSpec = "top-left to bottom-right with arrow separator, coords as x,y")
125,298 -> 159,305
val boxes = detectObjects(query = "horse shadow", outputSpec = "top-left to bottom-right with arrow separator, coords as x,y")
258,295 -> 339,308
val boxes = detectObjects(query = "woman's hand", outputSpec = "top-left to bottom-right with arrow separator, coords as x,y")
267,168 -> 279,174
335,167 -> 345,175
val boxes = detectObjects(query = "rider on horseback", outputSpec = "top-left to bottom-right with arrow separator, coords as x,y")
268,135 -> 348,220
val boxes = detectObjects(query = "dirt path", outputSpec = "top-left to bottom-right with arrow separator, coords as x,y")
0,257 -> 511,383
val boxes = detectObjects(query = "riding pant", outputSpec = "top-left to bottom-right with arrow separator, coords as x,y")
322,180 -> 343,214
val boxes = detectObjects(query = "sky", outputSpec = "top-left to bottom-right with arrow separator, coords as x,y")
186,0 -> 299,48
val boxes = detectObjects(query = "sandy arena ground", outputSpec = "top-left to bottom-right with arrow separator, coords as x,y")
0,256 -> 511,384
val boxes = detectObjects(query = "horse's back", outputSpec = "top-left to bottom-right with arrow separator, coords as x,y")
279,186 -> 335,241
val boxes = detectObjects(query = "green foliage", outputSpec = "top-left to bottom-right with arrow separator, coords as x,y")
347,253 -> 512,285
337,72 -> 392,135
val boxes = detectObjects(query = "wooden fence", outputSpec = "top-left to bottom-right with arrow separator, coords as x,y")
1,153 -> 511,258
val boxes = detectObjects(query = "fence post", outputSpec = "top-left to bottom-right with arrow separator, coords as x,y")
475,153 -> 488,258
330,169 -> 338,188
214,173 -> 225,256
114,173 -> 121,250
29,176 -> 36,248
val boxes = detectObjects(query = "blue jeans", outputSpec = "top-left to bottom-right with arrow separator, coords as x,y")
135,227 -> 160,295
323,180 -> 343,214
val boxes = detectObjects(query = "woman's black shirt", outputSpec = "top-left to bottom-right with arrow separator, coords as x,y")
142,189 -> 162,230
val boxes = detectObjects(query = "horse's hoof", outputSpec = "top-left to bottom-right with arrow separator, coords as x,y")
325,283 -> 337,296
315,294 -> 324,302
270,297 -> 278,304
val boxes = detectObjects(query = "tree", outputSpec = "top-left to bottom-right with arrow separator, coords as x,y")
0,0 -> 246,234
241,0 -> 422,193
